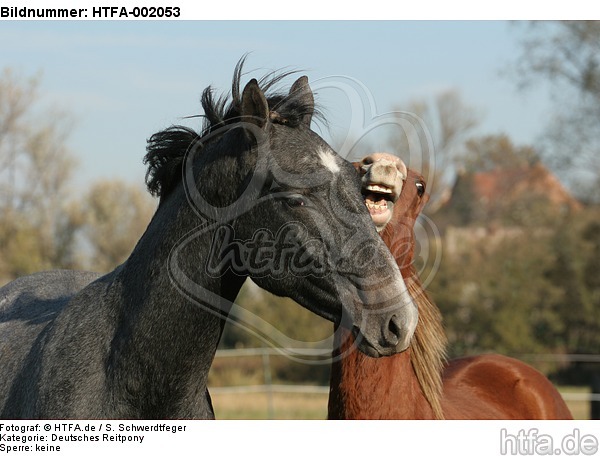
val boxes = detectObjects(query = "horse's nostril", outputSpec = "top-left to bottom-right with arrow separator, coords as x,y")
384,315 -> 402,347
362,155 -> 374,165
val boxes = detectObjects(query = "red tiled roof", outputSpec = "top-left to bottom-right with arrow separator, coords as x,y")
464,163 -> 581,211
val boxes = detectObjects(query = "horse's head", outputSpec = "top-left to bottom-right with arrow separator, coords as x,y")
354,153 -> 408,232
235,78 -> 419,357
145,63 -> 418,357
354,153 -> 429,277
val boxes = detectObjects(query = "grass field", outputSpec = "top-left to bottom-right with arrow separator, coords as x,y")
559,386 -> 591,420
211,391 -> 329,419
210,386 -> 591,420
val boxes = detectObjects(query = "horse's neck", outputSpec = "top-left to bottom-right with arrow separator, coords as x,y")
104,201 -> 245,416
328,328 -> 435,419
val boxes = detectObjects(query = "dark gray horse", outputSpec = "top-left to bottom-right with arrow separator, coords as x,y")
0,61 -> 417,419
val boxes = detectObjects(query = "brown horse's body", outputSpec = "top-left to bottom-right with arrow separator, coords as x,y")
328,153 -> 573,420
443,354 -> 573,419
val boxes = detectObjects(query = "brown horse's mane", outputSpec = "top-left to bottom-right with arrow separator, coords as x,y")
405,268 -> 447,419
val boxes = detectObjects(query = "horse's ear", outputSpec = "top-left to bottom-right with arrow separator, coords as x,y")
241,78 -> 269,129
289,76 -> 314,126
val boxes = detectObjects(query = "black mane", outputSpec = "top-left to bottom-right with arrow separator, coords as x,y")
144,57 -> 319,199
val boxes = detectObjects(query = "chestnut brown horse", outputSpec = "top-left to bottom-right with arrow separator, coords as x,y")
328,153 -> 573,419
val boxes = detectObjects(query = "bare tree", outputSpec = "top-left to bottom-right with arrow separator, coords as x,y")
512,21 -> 600,202
389,89 -> 480,212
0,69 -> 156,282
0,69 -> 78,280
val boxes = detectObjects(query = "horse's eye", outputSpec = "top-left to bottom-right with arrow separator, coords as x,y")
415,181 -> 425,197
285,195 -> 306,208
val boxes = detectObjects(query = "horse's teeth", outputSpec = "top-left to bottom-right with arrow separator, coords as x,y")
366,184 -> 392,194
366,201 -> 388,210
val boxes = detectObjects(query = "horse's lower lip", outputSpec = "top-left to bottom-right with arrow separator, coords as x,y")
369,207 -> 391,220
366,200 -> 394,227
351,328 -> 381,358
351,323 -> 413,358
351,326 -> 394,358
357,343 -> 383,358
356,341 -> 410,358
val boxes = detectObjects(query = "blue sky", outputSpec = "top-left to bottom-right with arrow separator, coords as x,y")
1,20 -> 553,190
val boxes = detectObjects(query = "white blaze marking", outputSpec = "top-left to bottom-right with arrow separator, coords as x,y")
393,274 -> 419,346
318,148 -> 340,173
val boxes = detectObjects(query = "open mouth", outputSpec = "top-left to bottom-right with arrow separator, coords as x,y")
362,183 -> 396,230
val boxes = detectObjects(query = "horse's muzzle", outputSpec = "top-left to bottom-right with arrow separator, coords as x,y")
351,302 -> 418,358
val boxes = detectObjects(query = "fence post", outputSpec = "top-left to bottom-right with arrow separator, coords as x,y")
591,370 -> 600,420
262,352 -> 275,419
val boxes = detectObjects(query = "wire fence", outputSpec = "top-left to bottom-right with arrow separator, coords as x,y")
518,353 -> 600,404
209,348 -> 329,419
208,348 -> 600,419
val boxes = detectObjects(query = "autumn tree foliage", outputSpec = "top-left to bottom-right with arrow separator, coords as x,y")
0,69 -> 154,283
